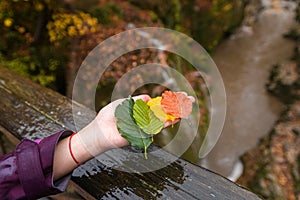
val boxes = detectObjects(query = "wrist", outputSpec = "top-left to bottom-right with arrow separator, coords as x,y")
69,131 -> 93,164
77,119 -> 112,157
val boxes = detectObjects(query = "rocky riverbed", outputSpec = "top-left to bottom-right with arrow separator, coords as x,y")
238,61 -> 300,199
203,0 -> 297,182
237,1 -> 300,199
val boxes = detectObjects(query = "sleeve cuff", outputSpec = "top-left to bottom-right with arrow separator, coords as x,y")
16,130 -> 73,199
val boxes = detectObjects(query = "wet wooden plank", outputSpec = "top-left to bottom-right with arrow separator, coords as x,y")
0,66 -> 261,199
0,66 -> 95,135
0,84 -> 65,140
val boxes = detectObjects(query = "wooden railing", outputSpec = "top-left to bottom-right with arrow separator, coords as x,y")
0,66 -> 261,199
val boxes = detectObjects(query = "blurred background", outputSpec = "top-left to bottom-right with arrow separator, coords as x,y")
0,0 -> 300,199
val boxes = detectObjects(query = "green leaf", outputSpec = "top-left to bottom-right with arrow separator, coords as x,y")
115,97 -> 152,158
133,99 -> 164,135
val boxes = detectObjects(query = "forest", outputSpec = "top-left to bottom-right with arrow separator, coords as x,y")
0,0 -> 244,97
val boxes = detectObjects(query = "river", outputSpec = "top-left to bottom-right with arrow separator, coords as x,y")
201,0 -> 298,181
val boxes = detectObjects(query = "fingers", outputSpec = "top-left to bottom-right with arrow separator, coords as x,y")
100,94 -> 151,113
188,96 -> 195,103
131,94 -> 151,102
177,91 -> 196,103
114,94 -> 151,105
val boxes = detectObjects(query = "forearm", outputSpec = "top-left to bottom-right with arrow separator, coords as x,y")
53,119 -> 116,180
53,121 -> 97,180
52,133 -> 90,181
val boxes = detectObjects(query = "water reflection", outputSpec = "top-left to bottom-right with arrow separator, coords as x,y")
72,146 -> 187,199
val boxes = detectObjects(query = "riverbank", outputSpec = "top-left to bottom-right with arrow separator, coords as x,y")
238,102 -> 300,199
237,2 -> 300,199
202,0 -> 297,180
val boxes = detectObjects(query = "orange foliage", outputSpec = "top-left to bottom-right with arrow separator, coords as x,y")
161,91 -> 193,119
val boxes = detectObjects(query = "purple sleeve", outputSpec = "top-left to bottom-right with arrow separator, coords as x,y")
0,130 -> 73,200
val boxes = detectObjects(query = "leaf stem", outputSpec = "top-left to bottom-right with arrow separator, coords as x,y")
144,147 -> 148,159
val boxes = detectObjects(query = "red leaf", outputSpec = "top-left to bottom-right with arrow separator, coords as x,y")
161,91 -> 193,119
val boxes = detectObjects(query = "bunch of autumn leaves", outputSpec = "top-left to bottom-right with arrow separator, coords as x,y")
115,91 -> 194,158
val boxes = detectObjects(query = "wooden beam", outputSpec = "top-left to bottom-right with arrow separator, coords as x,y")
0,66 -> 261,199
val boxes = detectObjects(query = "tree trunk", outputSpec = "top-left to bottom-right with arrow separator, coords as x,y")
66,37 -> 79,98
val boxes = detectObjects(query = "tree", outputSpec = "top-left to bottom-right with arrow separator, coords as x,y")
47,11 -> 98,96
0,0 -> 99,95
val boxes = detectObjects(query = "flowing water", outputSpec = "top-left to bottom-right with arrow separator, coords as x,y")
201,0 -> 297,180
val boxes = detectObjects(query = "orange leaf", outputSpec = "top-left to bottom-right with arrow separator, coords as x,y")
161,91 -> 193,119
147,97 -> 178,122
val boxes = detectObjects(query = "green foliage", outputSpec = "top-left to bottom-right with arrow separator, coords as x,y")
115,97 -> 153,158
133,99 -> 164,135
0,0 -> 100,92
178,0 -> 246,52
129,0 -> 246,52
0,50 -> 59,87
88,2 -> 123,25
0,0 -> 62,88
129,0 -> 181,30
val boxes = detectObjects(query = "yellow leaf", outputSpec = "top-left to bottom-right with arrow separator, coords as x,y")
165,113 -> 179,122
147,97 -> 178,122
147,97 -> 162,107
149,104 -> 167,122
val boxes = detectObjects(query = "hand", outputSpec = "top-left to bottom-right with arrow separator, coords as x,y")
94,94 -> 152,149
77,93 -> 192,157
77,95 -> 151,156
53,95 -> 151,180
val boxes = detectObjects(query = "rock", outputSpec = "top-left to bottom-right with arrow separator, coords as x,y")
238,107 -> 300,199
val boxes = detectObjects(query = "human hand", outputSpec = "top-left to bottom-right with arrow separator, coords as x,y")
94,94 -> 152,150
77,93 -> 193,157
77,94 -> 151,156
